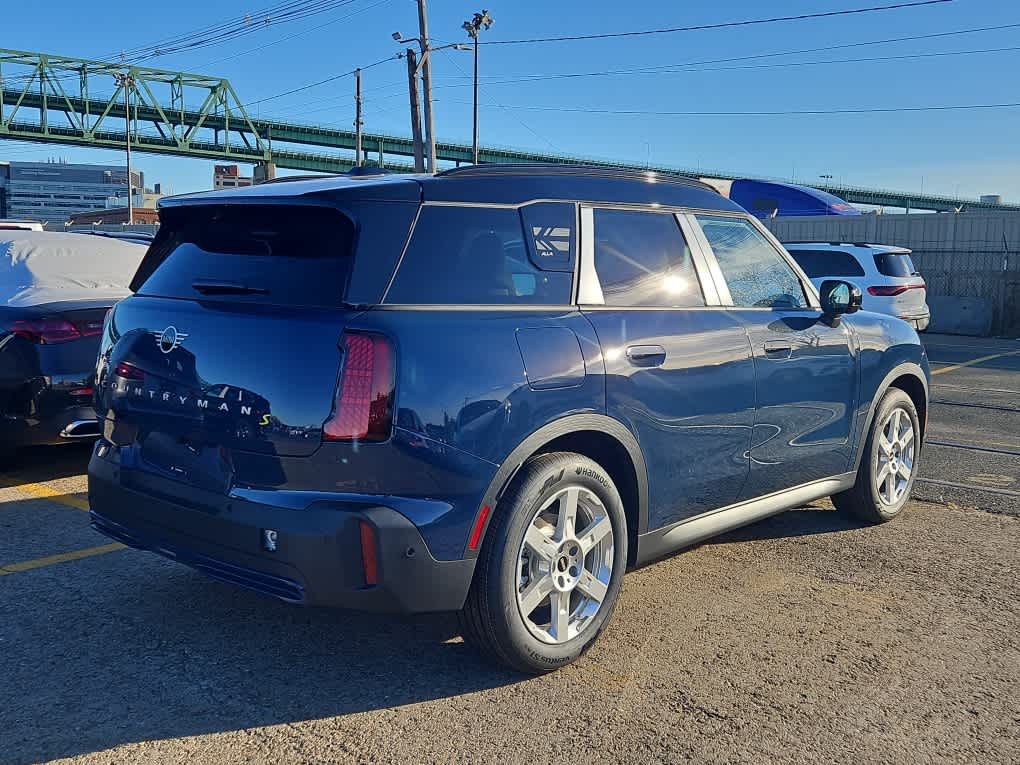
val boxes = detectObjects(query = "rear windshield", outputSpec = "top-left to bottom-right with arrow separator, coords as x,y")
132,205 -> 355,307
788,249 -> 866,278
873,251 -> 917,278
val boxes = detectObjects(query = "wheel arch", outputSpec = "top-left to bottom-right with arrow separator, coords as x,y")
853,362 -> 929,473
466,414 -> 649,565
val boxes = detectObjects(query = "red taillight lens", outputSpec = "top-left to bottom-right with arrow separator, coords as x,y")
867,283 -> 925,297
323,332 -> 394,442
113,362 -> 144,381
9,318 -> 82,344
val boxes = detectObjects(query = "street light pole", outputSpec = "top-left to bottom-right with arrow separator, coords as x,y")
463,10 -> 493,166
355,68 -> 363,167
114,72 -> 135,225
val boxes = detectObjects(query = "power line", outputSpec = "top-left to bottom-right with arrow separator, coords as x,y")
484,0 -> 956,46
241,54 -> 398,109
452,100 -> 1020,117
194,0 -> 393,69
436,21 -> 1020,87
426,43 -> 1020,90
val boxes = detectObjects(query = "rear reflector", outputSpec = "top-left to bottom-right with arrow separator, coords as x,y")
867,283 -> 925,297
359,520 -> 379,586
9,318 -> 81,344
323,332 -> 394,442
467,504 -> 492,552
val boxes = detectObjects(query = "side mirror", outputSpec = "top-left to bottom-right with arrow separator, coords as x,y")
819,280 -> 862,326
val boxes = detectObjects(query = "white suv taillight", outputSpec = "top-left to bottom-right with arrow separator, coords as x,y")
323,332 -> 395,442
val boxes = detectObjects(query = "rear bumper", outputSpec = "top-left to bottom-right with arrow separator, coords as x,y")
87,451 -> 476,613
900,308 -> 930,332
1,405 -> 99,448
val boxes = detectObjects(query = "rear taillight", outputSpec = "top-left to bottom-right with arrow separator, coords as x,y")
867,283 -> 925,297
323,332 -> 394,442
113,362 -> 144,381
9,318 -> 81,344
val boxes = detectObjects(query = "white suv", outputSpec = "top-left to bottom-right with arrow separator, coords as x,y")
784,242 -> 929,331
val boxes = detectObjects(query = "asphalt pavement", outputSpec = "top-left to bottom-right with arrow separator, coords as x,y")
0,332 -> 1017,764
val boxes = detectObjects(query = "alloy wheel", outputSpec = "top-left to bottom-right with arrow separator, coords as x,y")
515,486 -> 615,644
876,406 -> 915,506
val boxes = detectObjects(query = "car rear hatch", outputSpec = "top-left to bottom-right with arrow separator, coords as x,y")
97,204 -> 366,490
868,250 -> 927,317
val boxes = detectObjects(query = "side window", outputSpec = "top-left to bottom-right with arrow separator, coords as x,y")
696,215 -> 808,309
592,209 -> 704,307
788,249 -> 866,278
384,206 -> 572,305
521,202 -> 576,272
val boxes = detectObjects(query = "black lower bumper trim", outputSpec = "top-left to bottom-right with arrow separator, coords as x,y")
88,453 -> 476,613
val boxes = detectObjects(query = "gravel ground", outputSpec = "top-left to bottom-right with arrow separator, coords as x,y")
1,333 -> 1018,764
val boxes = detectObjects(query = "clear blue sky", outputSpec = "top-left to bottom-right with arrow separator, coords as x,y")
3,0 -> 1018,200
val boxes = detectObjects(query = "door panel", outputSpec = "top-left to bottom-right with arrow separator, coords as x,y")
587,309 -> 754,529
691,213 -> 858,499
734,310 -> 857,498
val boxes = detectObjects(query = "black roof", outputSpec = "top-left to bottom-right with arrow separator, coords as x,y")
161,163 -> 742,213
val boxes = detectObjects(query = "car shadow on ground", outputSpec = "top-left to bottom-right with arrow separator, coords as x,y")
1,443 -> 93,482
1,502 -> 524,764
3,501 -> 868,763
709,503 -> 868,544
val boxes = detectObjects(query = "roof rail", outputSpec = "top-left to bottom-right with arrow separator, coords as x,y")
436,163 -> 719,193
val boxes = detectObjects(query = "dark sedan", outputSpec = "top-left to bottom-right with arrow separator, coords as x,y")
1,231 -> 146,456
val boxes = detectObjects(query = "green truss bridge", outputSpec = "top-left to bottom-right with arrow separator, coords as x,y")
2,47 -> 1016,213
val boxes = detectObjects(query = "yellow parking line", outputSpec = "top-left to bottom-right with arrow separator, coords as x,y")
0,478 -> 89,511
931,349 -> 1020,377
0,542 -> 125,576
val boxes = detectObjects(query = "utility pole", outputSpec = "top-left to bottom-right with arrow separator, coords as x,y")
114,72 -> 135,225
355,68 -> 363,167
405,49 -> 425,172
416,0 -> 436,174
463,10 -> 494,166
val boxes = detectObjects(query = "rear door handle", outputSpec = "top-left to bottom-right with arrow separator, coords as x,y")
625,345 -> 666,367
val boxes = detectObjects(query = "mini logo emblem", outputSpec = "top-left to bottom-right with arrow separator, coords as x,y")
152,326 -> 188,354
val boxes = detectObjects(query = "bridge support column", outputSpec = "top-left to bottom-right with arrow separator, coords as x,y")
253,161 -> 276,184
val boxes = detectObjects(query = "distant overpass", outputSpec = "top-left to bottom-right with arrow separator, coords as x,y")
2,46 -> 1017,213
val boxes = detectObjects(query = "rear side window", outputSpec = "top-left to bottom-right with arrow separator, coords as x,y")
384,206 -> 572,305
788,249 -> 866,278
592,209 -> 704,307
696,215 -> 807,309
873,251 -> 917,278
132,205 -> 355,307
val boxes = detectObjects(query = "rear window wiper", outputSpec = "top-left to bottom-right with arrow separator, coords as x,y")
191,279 -> 269,296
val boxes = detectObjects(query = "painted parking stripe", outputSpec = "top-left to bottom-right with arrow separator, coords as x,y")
930,349 -> 1020,377
0,543 -> 125,576
0,478 -> 89,511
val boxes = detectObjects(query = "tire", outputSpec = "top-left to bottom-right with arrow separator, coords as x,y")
833,388 -> 921,524
459,452 -> 628,674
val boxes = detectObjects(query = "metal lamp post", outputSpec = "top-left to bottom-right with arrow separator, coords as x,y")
463,10 -> 494,166
113,72 -> 135,224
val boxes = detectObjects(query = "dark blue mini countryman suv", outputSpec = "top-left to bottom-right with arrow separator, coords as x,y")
88,165 -> 929,673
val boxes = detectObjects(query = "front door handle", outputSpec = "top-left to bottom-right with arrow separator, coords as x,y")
763,340 -> 794,359
626,345 -> 667,367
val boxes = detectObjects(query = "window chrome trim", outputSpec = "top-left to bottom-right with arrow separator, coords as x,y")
577,206 -> 604,305
678,212 -> 729,306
